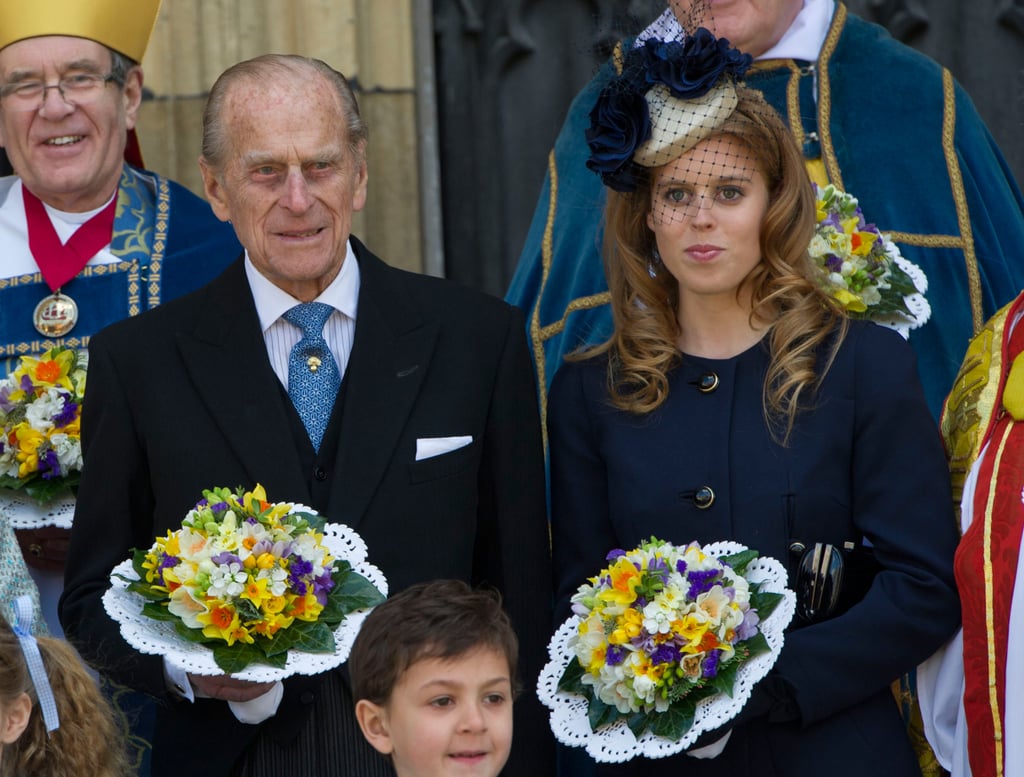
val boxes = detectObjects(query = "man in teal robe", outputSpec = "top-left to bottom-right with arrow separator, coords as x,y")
507,0 -> 1024,422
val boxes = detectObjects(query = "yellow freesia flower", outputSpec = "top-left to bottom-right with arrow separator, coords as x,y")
840,216 -> 860,236
833,288 -> 868,312
608,628 -> 628,645
264,595 -> 289,614
15,425 -> 44,477
255,552 -> 277,570
162,532 -> 181,557
610,608 -> 643,644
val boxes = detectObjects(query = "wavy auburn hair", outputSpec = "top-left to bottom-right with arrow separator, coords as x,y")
582,85 -> 847,443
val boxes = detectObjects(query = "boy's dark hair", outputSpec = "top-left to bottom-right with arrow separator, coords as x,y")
349,579 -> 519,705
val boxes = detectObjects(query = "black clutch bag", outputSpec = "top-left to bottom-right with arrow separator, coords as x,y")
794,541 -> 881,623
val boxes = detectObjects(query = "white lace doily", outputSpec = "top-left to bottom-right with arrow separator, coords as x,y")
1,489 -> 75,530
537,541 -> 796,763
102,521 -> 388,682
875,253 -> 931,340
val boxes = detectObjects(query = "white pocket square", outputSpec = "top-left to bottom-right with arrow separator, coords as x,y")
415,435 -> 473,461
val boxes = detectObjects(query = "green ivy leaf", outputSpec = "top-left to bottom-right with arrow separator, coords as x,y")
587,698 -> 619,732
290,510 -> 326,532
141,602 -> 177,621
323,564 -> 385,621
24,476 -> 78,505
648,698 -> 696,740
888,265 -> 919,296
130,548 -> 149,579
264,621 -> 336,657
558,658 -> 586,695
737,631 -> 771,660
124,580 -> 167,601
173,621 -> 216,645
213,642 -> 263,674
708,659 -> 741,697
871,298 -> 914,316
626,711 -> 652,738
750,590 -> 783,619
719,549 -> 758,576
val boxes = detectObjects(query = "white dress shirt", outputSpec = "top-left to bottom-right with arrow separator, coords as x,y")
244,239 -> 360,387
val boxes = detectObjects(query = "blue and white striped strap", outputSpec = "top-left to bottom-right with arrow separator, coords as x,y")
11,595 -> 59,733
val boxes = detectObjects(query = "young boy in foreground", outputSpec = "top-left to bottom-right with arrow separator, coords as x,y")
350,579 -> 519,777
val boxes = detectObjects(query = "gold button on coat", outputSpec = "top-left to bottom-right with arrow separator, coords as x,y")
694,486 -> 715,509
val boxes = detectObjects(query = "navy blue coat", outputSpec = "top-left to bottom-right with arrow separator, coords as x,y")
548,321 -> 960,776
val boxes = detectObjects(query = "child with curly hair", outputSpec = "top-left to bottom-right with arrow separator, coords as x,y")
0,596 -> 128,777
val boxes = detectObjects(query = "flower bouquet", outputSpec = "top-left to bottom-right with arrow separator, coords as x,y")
537,538 -> 795,762
104,485 -> 387,680
809,184 -> 930,336
0,347 -> 85,528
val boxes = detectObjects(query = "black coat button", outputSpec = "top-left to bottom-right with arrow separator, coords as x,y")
697,372 -> 719,393
313,466 -> 327,481
694,486 -> 715,509
300,691 -> 315,705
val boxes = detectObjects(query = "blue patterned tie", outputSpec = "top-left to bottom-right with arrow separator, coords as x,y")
283,302 -> 341,451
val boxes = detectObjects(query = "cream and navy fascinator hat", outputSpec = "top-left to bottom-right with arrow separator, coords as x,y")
0,0 -> 162,62
586,28 -> 752,192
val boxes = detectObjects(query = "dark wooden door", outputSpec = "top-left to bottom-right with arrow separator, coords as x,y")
432,0 -> 1023,296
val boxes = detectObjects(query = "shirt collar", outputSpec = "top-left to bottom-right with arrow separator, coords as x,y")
634,0 -> 833,62
245,239 -> 361,333
759,0 -> 833,62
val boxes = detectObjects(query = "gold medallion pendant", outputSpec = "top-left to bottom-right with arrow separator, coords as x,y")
33,292 -> 79,337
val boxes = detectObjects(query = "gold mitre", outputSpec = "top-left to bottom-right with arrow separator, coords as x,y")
0,0 -> 162,63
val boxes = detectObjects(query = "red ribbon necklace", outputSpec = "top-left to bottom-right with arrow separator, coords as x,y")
22,184 -> 117,292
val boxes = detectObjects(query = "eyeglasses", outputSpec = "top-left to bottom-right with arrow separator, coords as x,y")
0,73 -> 118,111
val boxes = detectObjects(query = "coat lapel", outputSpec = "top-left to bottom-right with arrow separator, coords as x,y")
327,241 -> 438,529
174,259 -> 311,503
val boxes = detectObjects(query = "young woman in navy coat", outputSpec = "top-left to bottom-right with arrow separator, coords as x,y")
546,38 -> 960,776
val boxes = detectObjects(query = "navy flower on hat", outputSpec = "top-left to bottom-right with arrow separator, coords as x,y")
585,89 -> 652,193
585,28 -> 752,192
641,29 -> 751,98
